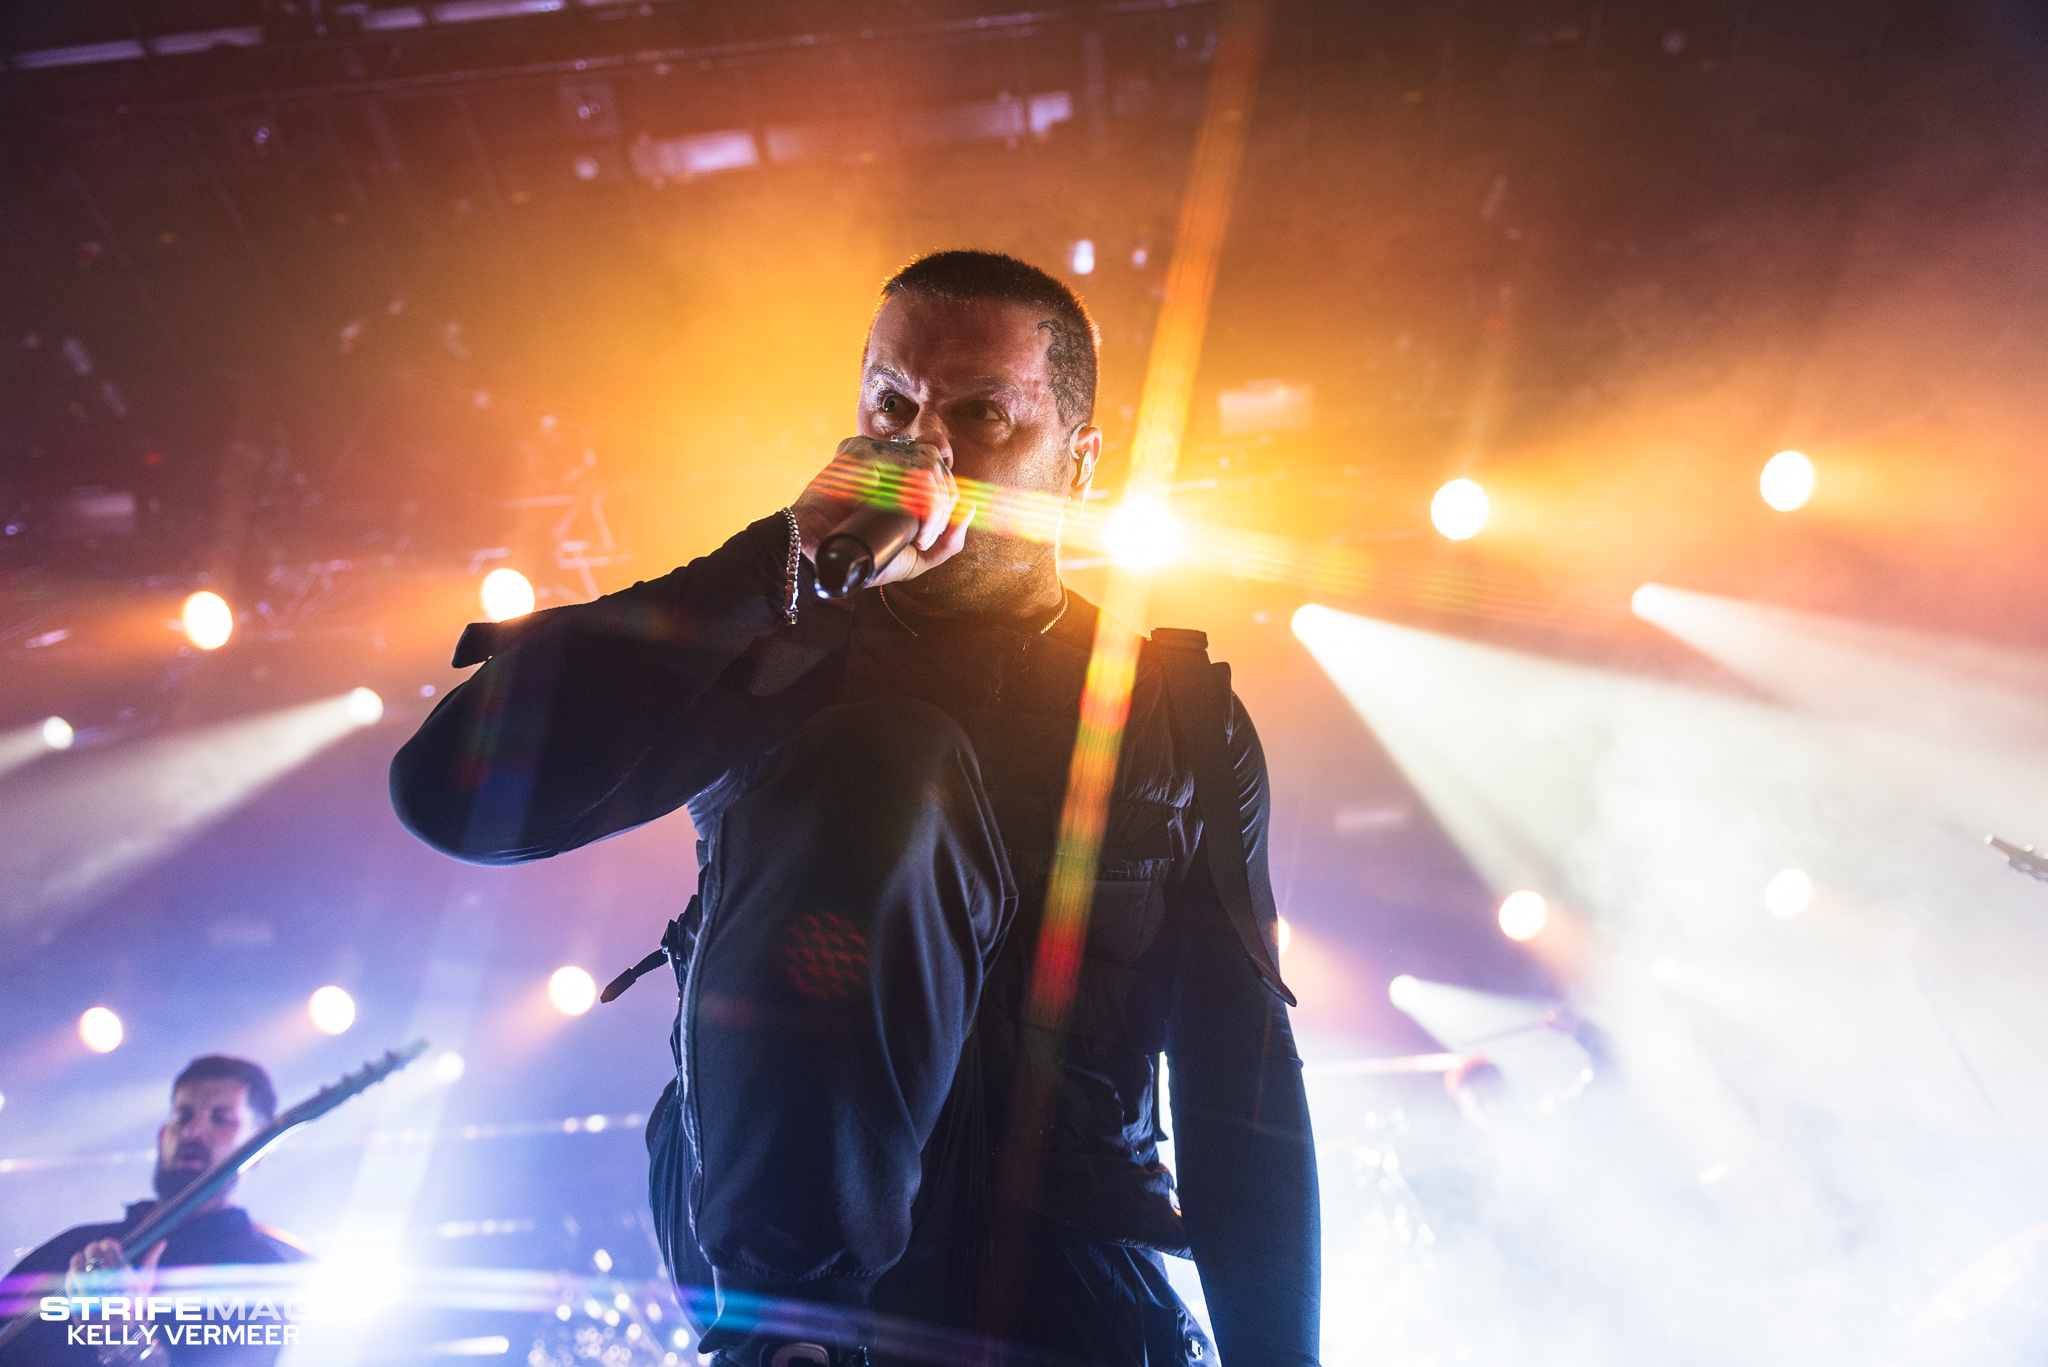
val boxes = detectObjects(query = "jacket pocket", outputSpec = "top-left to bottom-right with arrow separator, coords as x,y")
1086,862 -> 1169,965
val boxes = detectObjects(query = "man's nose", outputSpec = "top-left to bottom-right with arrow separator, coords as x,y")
899,414 -> 952,468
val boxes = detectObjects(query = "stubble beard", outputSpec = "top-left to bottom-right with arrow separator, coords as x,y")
153,1161 -> 209,1202
896,523 -> 1060,615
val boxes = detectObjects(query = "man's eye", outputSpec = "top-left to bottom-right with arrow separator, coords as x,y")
878,393 -> 904,414
967,401 -> 1003,421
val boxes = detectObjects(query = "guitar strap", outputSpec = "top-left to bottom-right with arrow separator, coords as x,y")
1148,628 -> 1296,1006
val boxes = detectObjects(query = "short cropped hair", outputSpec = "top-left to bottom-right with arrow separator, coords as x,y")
174,1055 -> 278,1125
880,250 -> 1099,428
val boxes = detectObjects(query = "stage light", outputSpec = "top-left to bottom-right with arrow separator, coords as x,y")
1629,583 -> 1668,619
481,568 -> 535,622
79,1006 -> 123,1053
1765,868 -> 1812,917
1070,239 -> 1095,275
309,985 -> 357,1035
41,716 -> 74,750
1430,478 -> 1489,540
592,1248 -> 613,1273
6,693 -> 382,924
549,966 -> 597,1016
431,1337 -> 509,1357
1498,890 -> 1548,941
1277,916 -> 1293,954
433,1051 -> 466,1083
345,687 -> 385,726
1106,497 -> 1183,571
309,1252 -> 400,1318
181,591 -> 234,650
1760,450 -> 1815,511
1388,974 -> 1421,1010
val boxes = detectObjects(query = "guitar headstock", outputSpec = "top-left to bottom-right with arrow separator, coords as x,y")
279,1038 -> 431,1125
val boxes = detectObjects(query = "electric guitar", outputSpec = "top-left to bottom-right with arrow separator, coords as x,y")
1989,835 -> 2048,883
0,1039 -> 429,1354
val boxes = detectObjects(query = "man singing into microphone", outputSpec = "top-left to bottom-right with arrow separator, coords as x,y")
391,251 -> 1318,1367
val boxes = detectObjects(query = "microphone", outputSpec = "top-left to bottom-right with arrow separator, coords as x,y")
813,438 -> 931,599
814,504 -> 919,599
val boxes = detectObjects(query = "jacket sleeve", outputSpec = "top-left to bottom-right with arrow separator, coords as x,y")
389,514 -> 805,864
1164,696 -> 1320,1367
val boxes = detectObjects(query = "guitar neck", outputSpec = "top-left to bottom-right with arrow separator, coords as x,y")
116,1039 -> 429,1263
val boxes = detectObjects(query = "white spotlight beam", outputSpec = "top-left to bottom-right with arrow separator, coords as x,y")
1291,599 -> 2048,1143
0,693 -> 379,927
0,724 -> 56,783
1632,582 -> 2048,755
291,888 -> 500,1367
1291,603 -> 1608,899
1292,599 -> 2048,1362
1386,974 -> 1591,1098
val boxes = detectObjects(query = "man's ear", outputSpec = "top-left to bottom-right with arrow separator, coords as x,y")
1069,424 -> 1102,496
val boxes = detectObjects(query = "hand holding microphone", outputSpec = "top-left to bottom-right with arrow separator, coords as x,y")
791,436 -> 975,598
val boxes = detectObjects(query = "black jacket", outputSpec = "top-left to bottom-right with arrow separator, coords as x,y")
390,516 -> 1319,1367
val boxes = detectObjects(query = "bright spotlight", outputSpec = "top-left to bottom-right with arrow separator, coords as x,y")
309,985 -> 357,1035
1759,450 -> 1815,512
1629,583 -> 1668,619
308,1253 -> 400,1318
1430,478 -> 1489,540
41,716 -> 75,750
1498,890 -> 1548,941
433,1051 -> 467,1084
1765,868 -> 1813,917
181,591 -> 234,650
345,687 -> 385,726
1106,497 -> 1183,571
1291,603 -> 1334,642
1388,974 -> 1422,1010
548,966 -> 597,1016
481,568 -> 536,622
1070,238 -> 1095,275
1276,916 -> 1293,955
79,1006 -> 124,1053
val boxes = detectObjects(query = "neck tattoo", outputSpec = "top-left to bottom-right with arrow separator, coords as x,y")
878,584 -> 1070,639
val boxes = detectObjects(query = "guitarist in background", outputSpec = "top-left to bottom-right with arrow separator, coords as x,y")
0,1056 -> 308,1367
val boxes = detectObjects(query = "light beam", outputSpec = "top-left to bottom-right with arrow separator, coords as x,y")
0,692 -> 383,928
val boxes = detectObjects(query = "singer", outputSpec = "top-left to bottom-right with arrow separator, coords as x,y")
390,251 -> 1319,1367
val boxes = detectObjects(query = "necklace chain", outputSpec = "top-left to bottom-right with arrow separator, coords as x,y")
878,584 -> 1069,639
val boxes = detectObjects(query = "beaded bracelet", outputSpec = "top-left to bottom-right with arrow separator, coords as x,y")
777,507 -> 802,626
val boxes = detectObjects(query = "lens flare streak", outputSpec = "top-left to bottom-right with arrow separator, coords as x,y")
1004,0 -> 1273,1235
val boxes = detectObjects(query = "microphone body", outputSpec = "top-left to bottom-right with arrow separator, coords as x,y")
814,504 -> 919,599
